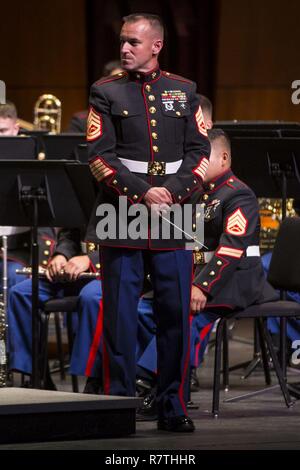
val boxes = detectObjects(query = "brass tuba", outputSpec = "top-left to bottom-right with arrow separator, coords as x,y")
34,94 -> 62,133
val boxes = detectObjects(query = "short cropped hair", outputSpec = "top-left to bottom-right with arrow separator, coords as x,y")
123,13 -> 164,39
207,128 -> 231,154
198,94 -> 213,120
0,101 -> 18,120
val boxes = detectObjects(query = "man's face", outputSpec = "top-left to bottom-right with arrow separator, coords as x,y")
204,140 -> 228,182
0,117 -> 19,136
120,20 -> 162,72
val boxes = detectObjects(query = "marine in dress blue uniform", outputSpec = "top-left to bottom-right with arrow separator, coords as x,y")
87,14 -> 210,431
8,228 -> 93,375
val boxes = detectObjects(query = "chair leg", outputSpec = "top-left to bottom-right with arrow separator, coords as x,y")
54,312 -> 66,380
222,322 -> 229,391
39,311 -> 50,388
257,318 -> 272,385
263,319 -> 294,407
212,317 -> 226,417
66,313 -> 79,393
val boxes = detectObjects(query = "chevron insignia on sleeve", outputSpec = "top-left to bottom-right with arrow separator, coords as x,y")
194,157 -> 209,180
195,105 -> 208,136
217,246 -> 243,258
225,208 -> 247,236
87,107 -> 102,141
90,158 -> 114,183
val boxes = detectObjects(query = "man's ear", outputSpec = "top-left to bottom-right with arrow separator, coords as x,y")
152,39 -> 163,56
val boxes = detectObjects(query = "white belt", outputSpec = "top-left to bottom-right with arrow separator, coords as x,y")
119,157 -> 183,175
194,245 -> 260,265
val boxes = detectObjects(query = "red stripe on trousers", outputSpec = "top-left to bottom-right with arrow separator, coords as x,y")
85,299 -> 103,376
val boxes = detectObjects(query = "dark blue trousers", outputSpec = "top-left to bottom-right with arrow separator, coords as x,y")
100,247 -> 193,418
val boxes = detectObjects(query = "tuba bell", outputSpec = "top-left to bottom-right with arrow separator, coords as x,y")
34,94 -> 62,134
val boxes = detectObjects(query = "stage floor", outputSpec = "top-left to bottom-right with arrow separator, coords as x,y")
1,319 -> 300,450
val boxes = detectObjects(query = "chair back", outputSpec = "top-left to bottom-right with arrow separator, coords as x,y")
268,217 -> 300,292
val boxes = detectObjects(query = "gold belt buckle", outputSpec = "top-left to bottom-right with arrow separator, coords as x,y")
148,161 -> 166,176
193,251 -> 205,265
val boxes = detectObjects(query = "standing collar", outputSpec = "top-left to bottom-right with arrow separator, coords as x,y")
204,169 -> 234,192
128,65 -> 161,83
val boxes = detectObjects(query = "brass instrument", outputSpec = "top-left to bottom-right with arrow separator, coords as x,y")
16,267 -> 100,279
0,236 -> 8,387
34,94 -> 62,134
259,198 -> 296,253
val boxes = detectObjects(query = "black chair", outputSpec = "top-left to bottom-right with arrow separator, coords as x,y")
212,217 -> 300,416
40,296 -> 79,392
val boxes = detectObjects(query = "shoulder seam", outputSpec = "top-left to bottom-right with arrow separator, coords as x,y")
95,73 -> 127,87
162,71 -> 193,85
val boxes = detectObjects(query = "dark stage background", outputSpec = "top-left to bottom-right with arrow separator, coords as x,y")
1,0 -> 299,129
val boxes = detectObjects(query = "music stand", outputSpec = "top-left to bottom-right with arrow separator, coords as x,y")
0,136 -> 37,159
224,136 -> 300,401
41,133 -> 85,160
0,160 -> 96,388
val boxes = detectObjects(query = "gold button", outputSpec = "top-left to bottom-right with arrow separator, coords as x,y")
46,240 -> 52,246
42,260 -> 48,266
153,146 -> 159,153
209,271 -> 215,276
203,194 -> 209,201
148,95 -> 155,102
150,119 -> 157,127
145,84 -> 151,92
203,281 -> 208,287
149,107 -> 156,114
38,152 -> 45,160
133,195 -> 138,200
194,246 -> 200,252
176,111 -> 181,116
152,132 -> 158,139
88,243 -> 96,251
217,260 -> 222,266
112,179 -> 118,185
193,180 -> 197,184
178,195 -> 182,200
186,188 -> 190,192
118,72 -> 123,76
44,250 -> 49,256
209,183 -> 215,190
152,72 -> 157,78
228,178 -> 234,183
96,263 -> 101,269
123,187 -> 128,193
165,72 -> 170,76
122,110 -> 128,116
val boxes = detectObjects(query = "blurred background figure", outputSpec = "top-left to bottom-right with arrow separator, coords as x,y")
67,60 -> 123,133
0,101 -> 19,136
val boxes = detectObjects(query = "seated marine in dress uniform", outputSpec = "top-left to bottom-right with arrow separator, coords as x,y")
0,102 -> 55,292
133,128 -> 278,417
7,228 -> 98,387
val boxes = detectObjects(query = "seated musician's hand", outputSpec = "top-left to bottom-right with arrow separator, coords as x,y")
62,255 -> 90,281
46,255 -> 67,283
190,285 -> 207,313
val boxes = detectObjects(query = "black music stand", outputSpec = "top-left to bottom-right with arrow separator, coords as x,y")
0,136 -> 37,159
41,133 -> 85,160
224,136 -> 300,401
0,160 -> 96,388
